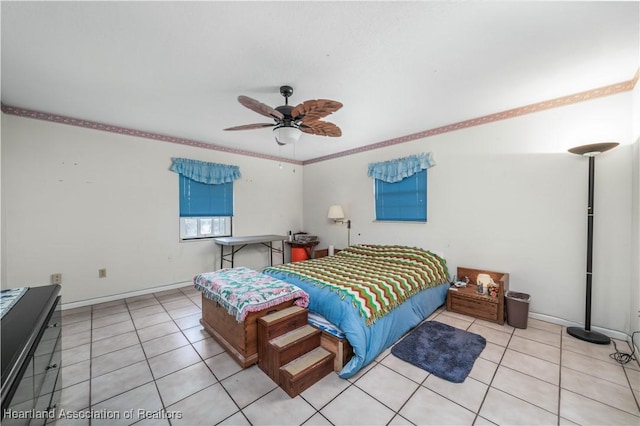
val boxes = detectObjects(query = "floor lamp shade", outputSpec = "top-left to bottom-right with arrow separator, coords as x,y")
566,142 -> 618,345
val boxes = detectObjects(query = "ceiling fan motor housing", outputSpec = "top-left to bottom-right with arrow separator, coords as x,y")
274,105 -> 299,128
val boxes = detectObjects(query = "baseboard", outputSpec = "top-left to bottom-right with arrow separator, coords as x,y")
60,280 -> 192,310
529,311 -> 629,342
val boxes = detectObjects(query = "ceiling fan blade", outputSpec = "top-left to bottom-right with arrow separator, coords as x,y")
224,123 -> 275,131
300,121 -> 342,137
291,99 -> 343,122
238,95 -> 284,120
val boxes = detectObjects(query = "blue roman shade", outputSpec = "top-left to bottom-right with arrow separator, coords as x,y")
367,152 -> 434,183
170,158 -> 240,184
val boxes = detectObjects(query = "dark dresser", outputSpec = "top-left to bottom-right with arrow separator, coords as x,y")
1,285 -> 61,425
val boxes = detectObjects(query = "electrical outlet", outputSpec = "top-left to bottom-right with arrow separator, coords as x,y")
51,273 -> 62,285
98,268 -> 107,278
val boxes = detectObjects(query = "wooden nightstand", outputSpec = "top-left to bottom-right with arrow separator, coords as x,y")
446,267 -> 509,324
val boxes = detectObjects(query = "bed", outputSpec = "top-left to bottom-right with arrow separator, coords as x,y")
262,244 -> 450,378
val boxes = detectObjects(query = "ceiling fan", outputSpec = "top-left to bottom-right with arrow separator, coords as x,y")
224,85 -> 343,145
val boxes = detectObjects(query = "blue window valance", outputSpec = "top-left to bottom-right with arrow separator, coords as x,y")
170,158 -> 241,184
367,152 -> 435,183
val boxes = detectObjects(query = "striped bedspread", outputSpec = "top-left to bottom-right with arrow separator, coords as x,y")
263,245 -> 449,325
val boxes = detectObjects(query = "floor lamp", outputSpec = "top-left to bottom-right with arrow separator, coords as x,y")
566,142 -> 618,345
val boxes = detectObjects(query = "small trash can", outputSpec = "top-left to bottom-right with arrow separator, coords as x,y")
505,291 -> 531,329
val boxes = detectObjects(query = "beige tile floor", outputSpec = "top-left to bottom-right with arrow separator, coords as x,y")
53,286 -> 639,426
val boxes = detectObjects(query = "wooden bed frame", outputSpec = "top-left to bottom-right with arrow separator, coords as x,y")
319,330 -> 354,372
200,294 -> 353,371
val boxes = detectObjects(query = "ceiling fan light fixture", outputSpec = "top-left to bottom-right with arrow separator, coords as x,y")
274,125 -> 302,145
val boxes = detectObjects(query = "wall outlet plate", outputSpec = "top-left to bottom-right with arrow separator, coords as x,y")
98,268 -> 107,278
51,273 -> 62,285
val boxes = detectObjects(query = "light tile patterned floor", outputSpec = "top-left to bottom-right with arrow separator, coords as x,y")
53,286 -> 640,425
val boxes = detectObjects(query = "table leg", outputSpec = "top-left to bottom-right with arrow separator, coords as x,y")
269,242 -> 273,266
231,245 -> 235,268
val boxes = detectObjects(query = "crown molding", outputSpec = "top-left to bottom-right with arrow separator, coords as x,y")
304,70 -> 639,165
0,104 -> 303,166
2,69 -> 637,166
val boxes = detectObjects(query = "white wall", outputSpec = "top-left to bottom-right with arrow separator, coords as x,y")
303,92 -> 635,334
631,81 -> 640,348
1,114 -> 303,303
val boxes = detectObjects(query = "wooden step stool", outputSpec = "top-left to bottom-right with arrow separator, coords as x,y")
263,324 -> 321,384
257,306 -> 309,382
280,347 -> 334,398
257,306 -> 335,397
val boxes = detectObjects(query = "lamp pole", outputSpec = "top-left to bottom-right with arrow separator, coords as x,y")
566,142 -> 618,345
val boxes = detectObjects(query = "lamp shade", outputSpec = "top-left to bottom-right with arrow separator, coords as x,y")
274,126 -> 302,145
568,142 -> 619,157
328,205 -> 345,220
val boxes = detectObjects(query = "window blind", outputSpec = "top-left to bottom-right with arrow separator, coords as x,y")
179,175 -> 233,217
374,169 -> 427,221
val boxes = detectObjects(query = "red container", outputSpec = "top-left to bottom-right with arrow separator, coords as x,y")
291,247 -> 308,262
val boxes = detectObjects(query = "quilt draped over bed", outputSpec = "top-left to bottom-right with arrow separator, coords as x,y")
193,267 -> 309,322
263,245 -> 448,325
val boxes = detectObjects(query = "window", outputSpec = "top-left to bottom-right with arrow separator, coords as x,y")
368,153 -> 433,223
180,216 -> 231,240
170,158 -> 240,241
374,169 -> 427,221
178,174 -> 233,240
